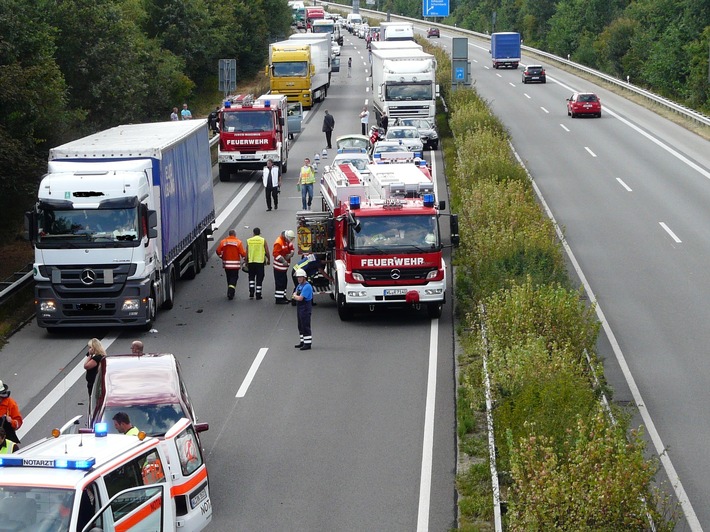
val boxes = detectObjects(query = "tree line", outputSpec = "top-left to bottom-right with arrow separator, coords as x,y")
342,0 -> 709,113
0,0 -> 292,243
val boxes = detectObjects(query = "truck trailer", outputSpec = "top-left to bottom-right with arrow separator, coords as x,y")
490,32 -> 521,69
370,48 -> 438,123
26,120 -> 215,331
268,37 -> 331,108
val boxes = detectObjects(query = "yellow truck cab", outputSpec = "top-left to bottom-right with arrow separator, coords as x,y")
0,418 -> 211,532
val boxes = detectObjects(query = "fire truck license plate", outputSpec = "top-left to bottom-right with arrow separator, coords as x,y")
385,289 -> 407,296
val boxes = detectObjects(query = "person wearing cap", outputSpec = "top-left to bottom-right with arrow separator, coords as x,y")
262,158 -> 281,211
0,380 -> 23,444
84,337 -> 107,395
273,230 -> 296,304
292,269 -> 314,350
246,227 -> 271,300
216,229 -> 247,300
112,412 -> 140,436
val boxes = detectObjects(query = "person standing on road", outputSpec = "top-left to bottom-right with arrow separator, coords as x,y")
359,106 -> 369,136
347,57 -> 352,77
292,269 -> 313,350
322,109 -> 335,149
273,230 -> 296,304
380,112 -> 389,133
298,158 -> 316,210
0,427 -> 17,453
84,338 -> 107,395
262,159 -> 281,211
246,227 -> 271,300
0,380 -> 23,445
216,229 -> 247,300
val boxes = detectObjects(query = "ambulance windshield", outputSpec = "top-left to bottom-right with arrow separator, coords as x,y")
0,487 -> 74,531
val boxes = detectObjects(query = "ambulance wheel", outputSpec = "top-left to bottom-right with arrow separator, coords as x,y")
162,267 -> 176,310
142,288 -> 157,331
337,293 -> 353,321
427,303 -> 442,319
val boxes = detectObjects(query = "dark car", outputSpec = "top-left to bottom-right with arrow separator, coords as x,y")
427,27 -> 440,38
567,92 -> 602,118
88,353 -> 209,437
522,64 -> 546,84
396,117 -> 439,150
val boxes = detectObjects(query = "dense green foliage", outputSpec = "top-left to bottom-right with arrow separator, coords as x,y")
331,0 -> 709,112
0,0 -> 291,242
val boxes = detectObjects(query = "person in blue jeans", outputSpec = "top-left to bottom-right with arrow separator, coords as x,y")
298,158 -> 315,210
292,269 -> 313,350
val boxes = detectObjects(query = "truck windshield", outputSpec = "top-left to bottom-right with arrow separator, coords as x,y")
37,207 -> 139,245
222,110 -> 274,132
312,24 -> 334,33
385,83 -> 433,101
272,61 -> 308,78
0,487 -> 75,531
350,215 -> 439,251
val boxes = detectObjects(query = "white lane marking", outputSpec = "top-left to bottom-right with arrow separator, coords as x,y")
659,222 -> 682,243
484,65 -> 490,70
513,145 -> 702,530
509,82 -> 515,87
417,318 -> 439,532
495,73 -> 502,78
236,348 -> 269,398
616,178 -> 632,192
524,93 -> 531,99
560,124 -> 570,132
17,333 -> 119,439
585,147 -> 597,157
540,107 -> 549,114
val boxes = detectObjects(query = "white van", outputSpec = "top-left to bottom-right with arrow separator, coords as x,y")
346,13 -> 363,32
0,419 -> 211,532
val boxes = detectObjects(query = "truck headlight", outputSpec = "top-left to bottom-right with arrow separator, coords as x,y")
352,272 -> 364,282
39,301 -> 57,312
122,299 -> 141,311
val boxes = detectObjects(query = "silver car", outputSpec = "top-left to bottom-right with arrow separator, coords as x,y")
383,126 -> 425,152
396,118 -> 438,150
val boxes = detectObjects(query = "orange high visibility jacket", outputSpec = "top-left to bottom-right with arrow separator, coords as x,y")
216,236 -> 246,270
0,397 -> 23,430
272,236 -> 295,271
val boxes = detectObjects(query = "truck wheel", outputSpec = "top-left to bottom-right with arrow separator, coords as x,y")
162,267 -> 176,310
141,288 -> 157,331
219,164 -> 230,182
281,158 -> 288,174
337,294 -> 353,321
427,303 -> 442,319
198,234 -> 208,269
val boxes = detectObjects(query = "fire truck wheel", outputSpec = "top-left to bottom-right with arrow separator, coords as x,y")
427,303 -> 442,319
337,293 -> 353,321
219,164 -> 231,182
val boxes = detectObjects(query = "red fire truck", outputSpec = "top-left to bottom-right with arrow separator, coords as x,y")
296,162 -> 458,320
218,94 -> 289,181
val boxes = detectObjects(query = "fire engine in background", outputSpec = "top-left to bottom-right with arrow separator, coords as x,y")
296,162 -> 458,320
0,418 -> 211,531
218,93 -> 289,181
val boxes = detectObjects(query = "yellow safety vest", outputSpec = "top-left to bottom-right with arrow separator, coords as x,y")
126,426 -> 140,436
247,235 -> 267,263
0,440 -> 16,453
300,165 -> 316,185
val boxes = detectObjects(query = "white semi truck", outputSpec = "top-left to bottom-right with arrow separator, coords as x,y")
370,48 -> 439,123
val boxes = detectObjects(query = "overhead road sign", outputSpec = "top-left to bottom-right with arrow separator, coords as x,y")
422,0 -> 449,17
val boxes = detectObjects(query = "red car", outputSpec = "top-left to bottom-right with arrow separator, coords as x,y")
567,92 -> 602,118
427,27 -> 440,38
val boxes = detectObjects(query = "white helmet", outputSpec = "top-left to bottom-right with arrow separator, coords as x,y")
294,269 -> 307,278
284,229 -> 296,240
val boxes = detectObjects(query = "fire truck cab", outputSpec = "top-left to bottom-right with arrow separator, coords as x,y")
299,162 -> 458,320
218,93 -> 290,181
0,418 -> 211,532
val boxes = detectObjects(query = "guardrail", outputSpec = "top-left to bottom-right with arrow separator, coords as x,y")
327,3 -> 710,129
0,264 -> 34,307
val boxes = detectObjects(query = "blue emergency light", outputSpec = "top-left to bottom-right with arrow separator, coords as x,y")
423,193 -> 435,208
224,101 -> 231,108
94,422 -> 109,437
263,100 -> 271,108
0,456 -> 96,470
349,195 -> 361,209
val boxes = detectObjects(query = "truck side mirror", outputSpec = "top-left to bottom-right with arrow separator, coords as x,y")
438,200 -> 446,211
279,117 -> 285,127
377,85 -> 382,99
147,210 -> 158,239
311,64 -> 316,76
435,84 -> 440,98
450,214 -> 460,247
265,65 -> 270,76
24,211 -> 36,242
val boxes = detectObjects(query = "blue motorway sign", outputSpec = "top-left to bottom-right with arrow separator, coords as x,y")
455,67 -> 465,80
423,0 -> 449,17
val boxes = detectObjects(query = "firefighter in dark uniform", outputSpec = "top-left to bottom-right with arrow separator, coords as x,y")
292,269 -> 313,350
291,253 -> 332,306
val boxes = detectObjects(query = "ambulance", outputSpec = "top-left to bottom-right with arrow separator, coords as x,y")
0,418 -> 211,531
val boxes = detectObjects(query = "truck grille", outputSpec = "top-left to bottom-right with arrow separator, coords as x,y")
353,267 -> 434,283
387,105 -> 431,120
47,264 -> 136,298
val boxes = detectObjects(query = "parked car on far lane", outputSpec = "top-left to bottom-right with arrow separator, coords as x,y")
567,92 -> 602,118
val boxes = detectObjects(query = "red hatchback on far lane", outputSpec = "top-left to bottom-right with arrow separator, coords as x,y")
567,92 -> 602,118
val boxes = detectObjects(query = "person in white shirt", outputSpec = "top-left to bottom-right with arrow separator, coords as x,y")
262,159 -> 281,211
359,106 -> 369,135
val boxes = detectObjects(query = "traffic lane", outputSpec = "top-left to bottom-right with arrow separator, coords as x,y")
207,304 -> 436,531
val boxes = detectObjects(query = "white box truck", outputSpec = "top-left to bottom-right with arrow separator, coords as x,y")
379,21 -> 414,41
371,48 -> 439,123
